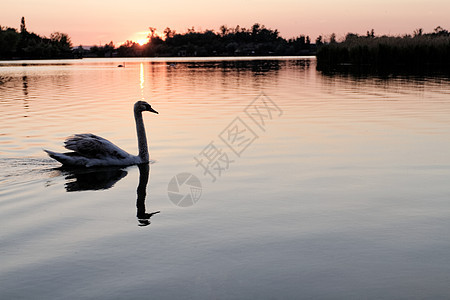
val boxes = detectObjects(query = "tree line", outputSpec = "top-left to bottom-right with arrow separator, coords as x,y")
2,17 -> 449,73
316,27 -> 450,73
0,17 -> 73,59
1,19 -> 318,59
89,23 -> 318,58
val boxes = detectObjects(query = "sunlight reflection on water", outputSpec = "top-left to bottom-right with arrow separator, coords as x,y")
1,57 -> 450,299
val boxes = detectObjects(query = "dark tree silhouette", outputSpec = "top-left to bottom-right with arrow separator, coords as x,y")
112,23 -> 316,57
0,17 -> 73,59
20,17 -> 27,33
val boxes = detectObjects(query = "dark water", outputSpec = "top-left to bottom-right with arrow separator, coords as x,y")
1,57 -> 450,299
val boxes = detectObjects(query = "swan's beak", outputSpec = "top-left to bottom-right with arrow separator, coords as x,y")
149,107 -> 158,114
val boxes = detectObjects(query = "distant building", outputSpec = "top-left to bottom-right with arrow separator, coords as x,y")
72,45 -> 95,58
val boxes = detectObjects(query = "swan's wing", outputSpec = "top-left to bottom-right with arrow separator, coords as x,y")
64,134 -> 130,159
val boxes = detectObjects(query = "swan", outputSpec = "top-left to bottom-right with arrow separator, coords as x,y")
44,101 -> 158,167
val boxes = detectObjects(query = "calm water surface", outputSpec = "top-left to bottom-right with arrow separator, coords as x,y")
1,57 -> 450,299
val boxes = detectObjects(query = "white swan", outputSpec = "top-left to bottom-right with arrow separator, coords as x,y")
44,101 -> 158,167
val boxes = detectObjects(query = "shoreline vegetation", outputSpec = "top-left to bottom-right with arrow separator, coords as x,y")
1,18 -> 316,60
1,17 -> 449,73
316,27 -> 450,74
0,17 -> 73,60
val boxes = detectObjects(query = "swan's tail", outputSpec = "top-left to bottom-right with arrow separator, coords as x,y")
44,149 -> 87,166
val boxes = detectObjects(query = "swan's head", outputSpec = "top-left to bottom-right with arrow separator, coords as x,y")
135,101 -> 158,114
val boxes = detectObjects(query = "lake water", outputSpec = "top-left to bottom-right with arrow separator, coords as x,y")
1,57 -> 450,299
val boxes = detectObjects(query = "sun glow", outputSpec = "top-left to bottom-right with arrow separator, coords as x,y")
136,38 -> 148,45
130,29 -> 166,46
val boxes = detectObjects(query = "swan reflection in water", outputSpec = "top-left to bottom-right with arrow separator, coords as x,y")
135,163 -> 160,226
59,163 -> 160,226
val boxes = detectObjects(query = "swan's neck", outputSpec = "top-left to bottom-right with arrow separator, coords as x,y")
134,109 -> 149,162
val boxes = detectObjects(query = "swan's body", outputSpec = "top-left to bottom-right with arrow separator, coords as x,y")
44,101 -> 158,167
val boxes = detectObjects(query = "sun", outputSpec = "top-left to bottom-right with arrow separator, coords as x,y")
136,38 -> 148,46
130,29 -> 164,45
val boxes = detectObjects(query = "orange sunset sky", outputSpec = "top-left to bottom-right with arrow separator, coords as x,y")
2,0 -> 450,46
